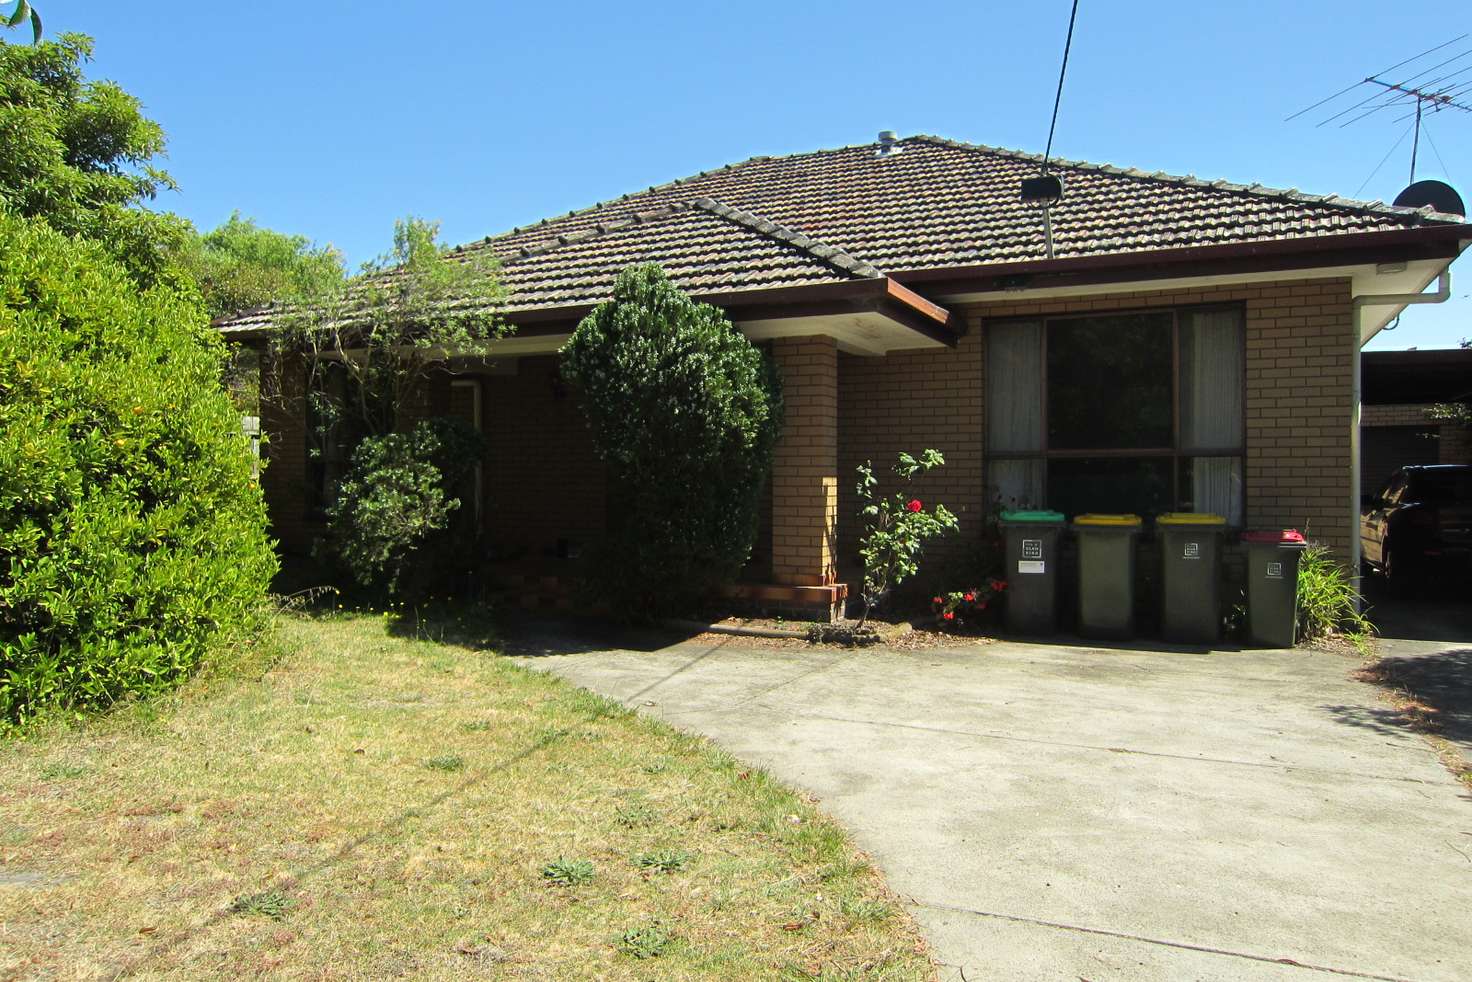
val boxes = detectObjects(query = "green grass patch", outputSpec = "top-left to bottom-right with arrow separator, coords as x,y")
0,611 -> 932,979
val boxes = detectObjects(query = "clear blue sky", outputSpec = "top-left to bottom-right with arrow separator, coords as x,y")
61,0 -> 1470,350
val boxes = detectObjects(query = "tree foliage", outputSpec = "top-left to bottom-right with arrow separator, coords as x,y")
0,34 -> 189,286
560,265 -> 782,617
3,1 -> 41,43
271,217 -> 505,440
180,212 -> 346,321
0,214 -> 276,725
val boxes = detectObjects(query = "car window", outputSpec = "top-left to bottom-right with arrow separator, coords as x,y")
1407,470 -> 1472,505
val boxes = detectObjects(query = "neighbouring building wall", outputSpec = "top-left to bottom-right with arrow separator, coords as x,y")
836,277 -> 1358,565
1361,402 -> 1472,479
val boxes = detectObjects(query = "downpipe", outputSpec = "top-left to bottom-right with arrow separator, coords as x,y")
1348,268 -> 1453,608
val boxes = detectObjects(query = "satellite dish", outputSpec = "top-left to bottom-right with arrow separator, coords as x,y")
1393,180 -> 1465,217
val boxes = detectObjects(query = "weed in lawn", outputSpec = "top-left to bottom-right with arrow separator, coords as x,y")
839,897 -> 892,923
229,890 -> 294,920
424,754 -> 465,772
614,799 -> 656,828
459,720 -> 491,732
540,857 -> 594,887
641,757 -> 670,774
633,849 -> 693,873
616,923 -> 671,959
38,761 -> 87,780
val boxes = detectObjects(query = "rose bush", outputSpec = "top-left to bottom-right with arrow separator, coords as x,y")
932,578 -> 1008,631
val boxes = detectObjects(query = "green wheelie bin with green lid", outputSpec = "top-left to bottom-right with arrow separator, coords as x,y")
1072,514 -> 1143,640
998,510 -> 1066,634
1243,529 -> 1307,648
1157,513 -> 1226,645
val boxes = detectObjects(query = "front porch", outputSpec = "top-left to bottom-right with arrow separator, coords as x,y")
451,335 -> 857,622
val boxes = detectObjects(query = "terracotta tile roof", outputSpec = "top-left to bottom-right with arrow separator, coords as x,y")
467,135 -> 1462,281
489,198 -> 880,312
218,134 -> 1464,333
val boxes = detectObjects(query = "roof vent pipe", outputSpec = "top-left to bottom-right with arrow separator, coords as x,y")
876,131 -> 900,156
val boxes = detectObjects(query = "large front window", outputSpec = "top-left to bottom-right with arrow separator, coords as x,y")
985,306 -> 1245,522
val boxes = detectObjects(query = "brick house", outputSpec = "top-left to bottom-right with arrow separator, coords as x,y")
220,134 -> 1470,620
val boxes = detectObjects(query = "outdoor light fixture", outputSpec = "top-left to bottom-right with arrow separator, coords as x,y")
1020,174 -> 1064,206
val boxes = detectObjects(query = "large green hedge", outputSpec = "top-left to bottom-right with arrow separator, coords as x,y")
560,265 -> 781,617
0,213 -> 276,725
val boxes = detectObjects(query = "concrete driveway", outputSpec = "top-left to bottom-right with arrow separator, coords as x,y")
513,630 -> 1472,981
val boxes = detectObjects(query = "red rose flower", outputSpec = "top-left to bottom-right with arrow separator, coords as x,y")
932,595 -> 944,606
942,611 -> 955,621
907,499 -> 922,513
963,592 -> 975,602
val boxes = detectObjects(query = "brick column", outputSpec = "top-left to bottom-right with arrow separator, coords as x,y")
770,336 -> 839,585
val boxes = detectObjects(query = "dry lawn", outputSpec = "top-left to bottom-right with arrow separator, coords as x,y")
0,612 -> 933,980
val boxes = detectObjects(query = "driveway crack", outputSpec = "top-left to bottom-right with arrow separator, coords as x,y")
913,900 -> 1423,982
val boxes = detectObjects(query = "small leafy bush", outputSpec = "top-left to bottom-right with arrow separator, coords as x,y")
540,857 -> 595,887
560,265 -> 782,618
317,416 -> 484,597
1296,543 -> 1373,646
0,214 -> 275,726
931,578 -> 1008,631
855,450 -> 959,626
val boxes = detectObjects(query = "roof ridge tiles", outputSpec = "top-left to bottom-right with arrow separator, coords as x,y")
692,197 -> 882,279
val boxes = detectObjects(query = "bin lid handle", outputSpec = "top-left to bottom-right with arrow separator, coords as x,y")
1241,529 -> 1306,544
1073,513 -> 1143,528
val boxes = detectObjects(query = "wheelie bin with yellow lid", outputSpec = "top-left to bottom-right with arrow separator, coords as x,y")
1071,514 -> 1142,640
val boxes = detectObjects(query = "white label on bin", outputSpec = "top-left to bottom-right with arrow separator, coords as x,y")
1022,539 -> 1043,560
1266,562 -> 1283,579
1183,542 -> 1200,559
1018,560 -> 1045,574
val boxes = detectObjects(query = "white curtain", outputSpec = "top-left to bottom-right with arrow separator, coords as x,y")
986,321 -> 1042,453
1180,310 -> 1244,523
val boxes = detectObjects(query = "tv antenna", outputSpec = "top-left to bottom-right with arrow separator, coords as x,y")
1287,36 -> 1472,186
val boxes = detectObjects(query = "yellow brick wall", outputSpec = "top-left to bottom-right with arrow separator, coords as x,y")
837,277 -> 1358,563
771,336 -> 839,585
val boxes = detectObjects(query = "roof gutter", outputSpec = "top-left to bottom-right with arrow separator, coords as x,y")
890,224 -> 1472,297
1348,266 -> 1454,603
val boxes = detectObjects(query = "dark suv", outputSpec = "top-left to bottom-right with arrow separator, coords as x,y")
1360,464 -> 1472,586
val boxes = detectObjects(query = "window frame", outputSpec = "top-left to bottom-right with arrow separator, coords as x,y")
984,302 -> 1248,522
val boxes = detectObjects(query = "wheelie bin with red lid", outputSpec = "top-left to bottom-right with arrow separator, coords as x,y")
1242,529 -> 1308,648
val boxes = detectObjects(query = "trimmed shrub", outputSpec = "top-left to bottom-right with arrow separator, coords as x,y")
317,416 -> 484,598
0,213 -> 276,725
560,265 -> 782,617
